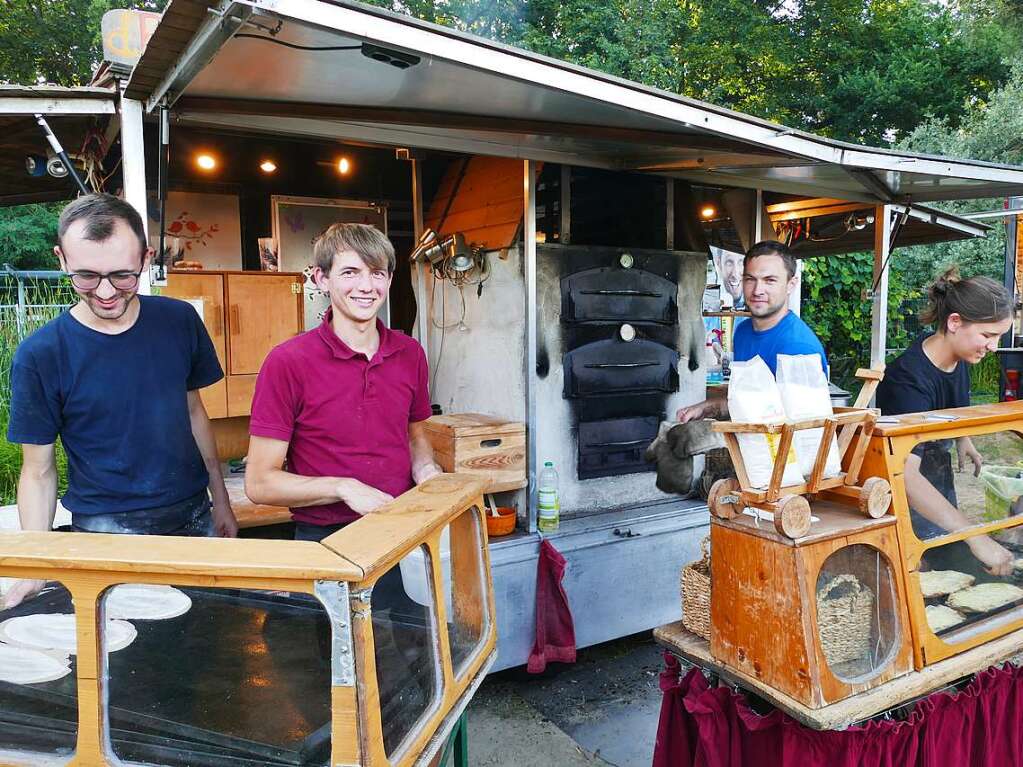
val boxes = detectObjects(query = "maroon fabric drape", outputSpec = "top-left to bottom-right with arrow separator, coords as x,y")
527,539 -> 577,674
653,653 -> 1023,767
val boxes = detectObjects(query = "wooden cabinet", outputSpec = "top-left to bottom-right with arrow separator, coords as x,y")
164,270 -> 304,418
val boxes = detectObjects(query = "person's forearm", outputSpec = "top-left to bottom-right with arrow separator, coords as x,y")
189,401 -> 230,507
409,432 -> 440,480
904,464 -> 973,533
17,463 -> 57,532
245,468 -> 348,508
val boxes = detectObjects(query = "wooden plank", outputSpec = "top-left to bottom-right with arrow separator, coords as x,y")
714,503 -> 895,547
807,419 -> 839,494
656,620 -> 1023,731
844,414 -> 876,485
224,476 -> 292,528
210,415 -> 250,460
422,413 -> 525,438
0,531 -> 360,580
766,425 -> 795,503
330,686 -> 360,766
226,374 -> 257,418
320,475 -> 487,577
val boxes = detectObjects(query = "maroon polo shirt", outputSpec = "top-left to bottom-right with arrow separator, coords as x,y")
249,310 -> 432,525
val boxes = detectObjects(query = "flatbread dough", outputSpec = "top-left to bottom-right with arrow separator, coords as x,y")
919,570 -> 975,599
926,604 -> 966,633
0,643 -> 71,684
947,583 -> 1023,615
0,614 -> 137,654
103,584 -> 191,621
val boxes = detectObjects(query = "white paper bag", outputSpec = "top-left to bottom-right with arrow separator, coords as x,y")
776,353 -> 842,481
727,357 -> 803,489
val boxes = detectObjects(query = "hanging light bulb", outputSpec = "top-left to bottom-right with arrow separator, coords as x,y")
259,159 -> 277,173
337,157 -> 351,175
195,153 -> 217,171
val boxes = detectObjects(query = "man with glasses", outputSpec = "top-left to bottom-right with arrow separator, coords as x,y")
4,194 -> 237,609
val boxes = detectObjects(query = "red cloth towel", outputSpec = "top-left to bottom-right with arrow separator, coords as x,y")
652,654 -> 1023,767
527,538 -> 577,674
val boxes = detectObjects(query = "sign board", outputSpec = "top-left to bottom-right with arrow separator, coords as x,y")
101,10 -> 161,72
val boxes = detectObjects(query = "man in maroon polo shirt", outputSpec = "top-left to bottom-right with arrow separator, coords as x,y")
244,222 -> 442,542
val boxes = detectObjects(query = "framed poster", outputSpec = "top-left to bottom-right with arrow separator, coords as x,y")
271,195 -> 389,329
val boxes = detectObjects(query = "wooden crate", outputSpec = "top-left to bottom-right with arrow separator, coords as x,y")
423,413 -> 526,493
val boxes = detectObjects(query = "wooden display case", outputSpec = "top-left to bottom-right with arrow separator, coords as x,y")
0,475 -> 495,767
163,270 -> 305,418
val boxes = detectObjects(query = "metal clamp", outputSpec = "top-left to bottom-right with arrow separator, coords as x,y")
314,580 -> 355,687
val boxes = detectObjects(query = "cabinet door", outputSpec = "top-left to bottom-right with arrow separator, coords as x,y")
226,274 -> 303,376
163,273 -> 228,418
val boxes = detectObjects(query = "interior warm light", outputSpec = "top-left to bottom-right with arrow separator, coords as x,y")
196,153 -> 216,171
259,159 -> 277,173
700,205 -> 717,219
337,157 -> 351,175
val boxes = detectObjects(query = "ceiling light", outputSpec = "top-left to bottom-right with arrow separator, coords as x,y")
259,159 -> 277,173
700,205 -> 716,220
196,153 -> 216,171
360,43 -> 421,70
337,157 -> 351,175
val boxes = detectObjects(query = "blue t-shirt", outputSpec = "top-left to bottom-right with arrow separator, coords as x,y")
733,311 -> 828,377
7,295 -> 223,516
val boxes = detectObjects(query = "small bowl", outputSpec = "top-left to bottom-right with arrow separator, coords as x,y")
485,506 -> 517,538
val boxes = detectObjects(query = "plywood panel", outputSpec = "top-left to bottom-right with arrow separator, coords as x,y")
164,272 -> 228,418
226,273 -> 303,375
424,157 -> 526,251
227,374 -> 258,417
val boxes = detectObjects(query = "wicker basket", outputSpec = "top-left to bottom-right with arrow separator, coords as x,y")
680,537 -> 712,640
816,574 -> 874,667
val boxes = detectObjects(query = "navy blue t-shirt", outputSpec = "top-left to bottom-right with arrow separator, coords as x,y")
733,311 -> 828,377
7,295 -> 223,516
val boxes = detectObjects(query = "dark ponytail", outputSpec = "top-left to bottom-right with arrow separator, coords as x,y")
920,266 -> 1012,333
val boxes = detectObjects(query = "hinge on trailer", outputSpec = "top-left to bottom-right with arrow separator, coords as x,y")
314,580 -> 355,686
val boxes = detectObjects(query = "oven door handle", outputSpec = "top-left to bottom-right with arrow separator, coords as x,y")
587,439 -> 650,448
583,361 -> 659,369
578,289 -> 662,297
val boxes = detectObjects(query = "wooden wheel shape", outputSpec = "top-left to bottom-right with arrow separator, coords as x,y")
708,478 -> 742,519
773,494 -> 812,539
858,477 -> 892,519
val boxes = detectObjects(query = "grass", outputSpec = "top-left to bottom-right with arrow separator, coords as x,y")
0,277 -> 74,504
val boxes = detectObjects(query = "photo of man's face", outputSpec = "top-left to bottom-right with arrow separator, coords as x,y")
712,248 -> 744,309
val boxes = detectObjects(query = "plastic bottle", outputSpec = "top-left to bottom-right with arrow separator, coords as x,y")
537,461 -> 560,533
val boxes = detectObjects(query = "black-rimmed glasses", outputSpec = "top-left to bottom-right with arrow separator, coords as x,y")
67,270 -> 142,291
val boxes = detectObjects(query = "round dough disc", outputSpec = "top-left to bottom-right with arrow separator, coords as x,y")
103,584 -> 192,621
0,643 -> 71,684
0,614 -> 137,655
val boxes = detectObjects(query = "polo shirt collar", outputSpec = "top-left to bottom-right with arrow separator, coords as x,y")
317,307 -> 400,361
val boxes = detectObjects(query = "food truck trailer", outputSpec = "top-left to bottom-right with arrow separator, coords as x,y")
6,0 -> 1023,731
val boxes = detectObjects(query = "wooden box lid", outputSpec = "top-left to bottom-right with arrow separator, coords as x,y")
423,413 -> 525,438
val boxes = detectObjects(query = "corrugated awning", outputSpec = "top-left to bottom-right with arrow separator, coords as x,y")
0,86 -> 116,205
122,0 -> 1023,205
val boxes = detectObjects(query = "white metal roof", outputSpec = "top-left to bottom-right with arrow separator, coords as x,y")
124,0 -> 1023,204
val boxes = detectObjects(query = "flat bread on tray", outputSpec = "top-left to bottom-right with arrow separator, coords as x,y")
947,583 -> 1023,615
919,570 -> 975,599
926,604 -> 966,633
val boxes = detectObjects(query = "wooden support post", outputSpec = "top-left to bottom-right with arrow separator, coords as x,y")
870,206 -> 892,371
844,414 -> 877,485
807,418 -> 838,494
766,425 -> 795,503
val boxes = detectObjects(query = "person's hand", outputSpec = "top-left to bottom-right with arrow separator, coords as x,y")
413,462 -> 443,485
338,479 -> 394,515
211,501 -> 239,538
957,441 -> 983,477
676,401 -> 710,424
967,535 -> 1015,577
2,579 -> 46,610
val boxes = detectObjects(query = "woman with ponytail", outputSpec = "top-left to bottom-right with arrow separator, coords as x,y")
877,267 -> 1015,576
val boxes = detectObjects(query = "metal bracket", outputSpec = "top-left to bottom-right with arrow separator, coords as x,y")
314,580 -> 355,687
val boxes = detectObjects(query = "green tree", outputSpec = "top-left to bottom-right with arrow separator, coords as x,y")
0,204 -> 61,270
0,0 -> 167,86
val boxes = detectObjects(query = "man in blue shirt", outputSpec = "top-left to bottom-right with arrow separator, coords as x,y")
677,241 -> 827,422
4,194 -> 237,609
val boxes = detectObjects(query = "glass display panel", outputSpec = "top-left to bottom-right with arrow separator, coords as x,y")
918,528 -> 1023,643
0,579 -> 78,763
379,546 -> 441,760
102,585 -> 331,767
905,431 -> 1023,541
443,507 -> 490,678
815,545 -> 900,682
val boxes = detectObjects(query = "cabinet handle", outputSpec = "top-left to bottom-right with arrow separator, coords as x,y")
212,307 -> 223,337
230,305 -> 240,334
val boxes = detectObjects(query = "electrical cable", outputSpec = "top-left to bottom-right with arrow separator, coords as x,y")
233,33 -> 361,51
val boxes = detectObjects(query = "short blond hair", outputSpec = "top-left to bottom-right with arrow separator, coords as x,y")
312,223 -> 395,274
